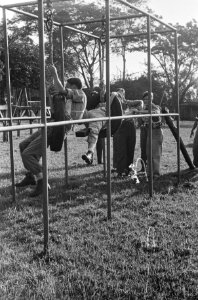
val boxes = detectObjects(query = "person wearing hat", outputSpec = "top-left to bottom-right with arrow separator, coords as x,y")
190,114 -> 198,167
138,91 -> 163,178
15,64 -> 87,197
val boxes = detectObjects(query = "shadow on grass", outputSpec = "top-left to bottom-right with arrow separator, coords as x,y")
0,170 -> 26,179
48,162 -> 93,173
153,168 -> 198,194
0,162 -> 90,180
1,168 -> 198,213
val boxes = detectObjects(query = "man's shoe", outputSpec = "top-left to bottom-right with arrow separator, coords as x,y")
15,172 -> 36,187
30,179 -> 51,197
82,151 -> 93,165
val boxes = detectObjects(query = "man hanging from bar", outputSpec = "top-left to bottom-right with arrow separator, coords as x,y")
15,65 -> 87,197
81,88 -> 143,165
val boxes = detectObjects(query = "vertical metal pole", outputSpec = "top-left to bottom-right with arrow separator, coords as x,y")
102,40 -> 106,176
102,44 -> 106,177
99,39 -> 106,176
59,25 -> 68,185
174,30 -> 180,183
38,0 -> 49,255
59,26 -> 64,94
105,0 -> 111,220
3,8 -> 16,202
147,15 -> 153,197
99,40 -> 102,82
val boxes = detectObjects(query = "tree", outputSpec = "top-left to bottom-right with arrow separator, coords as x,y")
0,5 -> 78,94
149,20 -> 198,109
1,0 -> 148,91
111,6 -> 198,110
53,0 -> 148,88
111,74 -> 165,105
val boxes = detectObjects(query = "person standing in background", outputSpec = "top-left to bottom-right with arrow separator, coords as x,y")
113,88 -> 143,176
138,91 -> 163,178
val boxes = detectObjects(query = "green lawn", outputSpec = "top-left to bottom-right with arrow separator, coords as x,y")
1,121 -> 198,299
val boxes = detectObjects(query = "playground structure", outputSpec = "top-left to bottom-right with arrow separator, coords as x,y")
0,0 -> 181,254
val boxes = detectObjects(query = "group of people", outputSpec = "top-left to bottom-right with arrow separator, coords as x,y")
15,64 -> 164,197
112,89 -> 163,178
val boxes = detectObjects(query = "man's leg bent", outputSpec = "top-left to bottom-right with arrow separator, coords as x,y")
16,131 -> 41,187
82,120 -> 103,165
21,132 -> 43,176
19,130 -> 41,155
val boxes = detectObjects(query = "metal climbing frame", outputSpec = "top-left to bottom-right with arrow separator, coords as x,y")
0,0 -> 179,254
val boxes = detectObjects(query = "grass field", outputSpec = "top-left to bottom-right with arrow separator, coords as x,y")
1,121 -> 198,299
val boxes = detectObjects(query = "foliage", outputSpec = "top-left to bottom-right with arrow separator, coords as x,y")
0,5 -> 78,94
48,0 -> 148,88
121,18 -> 198,109
111,75 -> 165,106
0,0 -> 149,91
111,6 -> 198,110
4,0 -> 198,106
0,19 -> 41,98
150,20 -> 198,108
53,0 -> 148,88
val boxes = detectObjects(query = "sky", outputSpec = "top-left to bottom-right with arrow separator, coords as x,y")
0,0 -> 198,79
149,0 -> 198,25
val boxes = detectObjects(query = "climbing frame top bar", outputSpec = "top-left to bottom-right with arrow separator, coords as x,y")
115,0 -> 176,31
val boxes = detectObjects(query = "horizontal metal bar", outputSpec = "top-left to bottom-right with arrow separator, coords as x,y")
116,0 -> 176,31
47,113 -> 179,127
0,113 -> 179,132
63,25 -> 100,39
0,123 -> 45,132
1,0 -> 71,8
62,14 -> 145,26
110,29 -> 173,39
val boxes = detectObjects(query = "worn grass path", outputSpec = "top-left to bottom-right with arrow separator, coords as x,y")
1,121 -> 198,299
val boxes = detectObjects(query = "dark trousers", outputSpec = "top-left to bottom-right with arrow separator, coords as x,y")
113,119 -> 136,174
